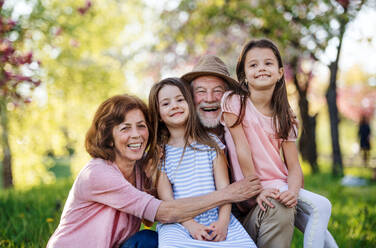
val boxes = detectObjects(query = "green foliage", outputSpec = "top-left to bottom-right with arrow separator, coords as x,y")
1,170 -> 376,247
0,162 -> 2,187
155,0 -> 375,177
3,0 -> 155,188
156,0 -> 362,60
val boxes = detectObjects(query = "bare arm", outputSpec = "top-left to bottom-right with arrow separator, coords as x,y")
213,149 -> 231,224
157,172 -> 174,201
209,149 -> 231,241
278,141 -> 303,207
155,175 -> 261,223
223,112 -> 256,176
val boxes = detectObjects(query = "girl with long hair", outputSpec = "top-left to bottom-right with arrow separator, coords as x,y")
221,39 -> 337,248
149,77 -> 256,247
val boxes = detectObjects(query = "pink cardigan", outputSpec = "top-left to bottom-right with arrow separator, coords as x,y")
47,158 -> 161,248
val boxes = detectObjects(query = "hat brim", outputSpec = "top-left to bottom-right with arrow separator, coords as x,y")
181,71 -> 239,88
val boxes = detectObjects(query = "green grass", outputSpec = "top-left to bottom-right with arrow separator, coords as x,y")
291,170 -> 376,247
1,169 -> 376,247
0,179 -> 72,248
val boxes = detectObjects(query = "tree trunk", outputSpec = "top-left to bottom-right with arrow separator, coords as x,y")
291,58 -> 319,173
325,16 -> 346,177
0,99 -> 13,188
326,63 -> 343,177
298,96 -> 319,173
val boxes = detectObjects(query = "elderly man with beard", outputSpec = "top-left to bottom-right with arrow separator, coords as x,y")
181,55 -> 295,248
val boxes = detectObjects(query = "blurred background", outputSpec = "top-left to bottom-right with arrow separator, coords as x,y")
0,0 -> 375,247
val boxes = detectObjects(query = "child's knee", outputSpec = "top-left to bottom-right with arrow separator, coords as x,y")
300,191 -> 332,217
307,195 -> 332,223
317,196 -> 332,214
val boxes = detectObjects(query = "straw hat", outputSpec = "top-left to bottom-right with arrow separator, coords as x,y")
181,55 -> 238,87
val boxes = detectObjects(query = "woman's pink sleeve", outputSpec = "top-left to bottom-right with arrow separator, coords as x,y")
78,165 -> 161,222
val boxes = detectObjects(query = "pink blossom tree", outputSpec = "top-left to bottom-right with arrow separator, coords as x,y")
1,1 -> 41,188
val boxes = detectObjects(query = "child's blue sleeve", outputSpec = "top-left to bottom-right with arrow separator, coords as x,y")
208,133 -> 225,162
209,133 -> 225,150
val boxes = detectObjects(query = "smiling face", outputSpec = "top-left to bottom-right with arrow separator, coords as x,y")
192,76 -> 226,128
158,84 -> 189,129
244,47 -> 284,91
112,108 -> 149,164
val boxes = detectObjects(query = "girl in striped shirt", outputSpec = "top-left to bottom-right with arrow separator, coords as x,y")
148,77 -> 256,248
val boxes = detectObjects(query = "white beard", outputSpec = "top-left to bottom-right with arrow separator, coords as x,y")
197,108 -> 222,128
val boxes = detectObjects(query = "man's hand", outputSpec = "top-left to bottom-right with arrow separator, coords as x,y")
182,220 -> 214,241
256,188 -> 279,211
225,176 -> 261,202
277,189 -> 298,208
208,220 -> 228,242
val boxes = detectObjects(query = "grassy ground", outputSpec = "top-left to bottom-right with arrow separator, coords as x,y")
0,179 -> 72,248
1,169 -> 376,247
291,170 -> 376,247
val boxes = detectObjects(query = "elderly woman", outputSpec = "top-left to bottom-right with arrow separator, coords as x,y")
47,94 -> 261,248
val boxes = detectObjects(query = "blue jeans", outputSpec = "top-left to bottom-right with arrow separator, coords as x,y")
120,230 -> 158,248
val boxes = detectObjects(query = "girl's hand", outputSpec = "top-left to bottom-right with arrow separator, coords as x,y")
208,220 -> 228,242
277,189 -> 298,208
256,188 -> 280,211
182,220 -> 214,241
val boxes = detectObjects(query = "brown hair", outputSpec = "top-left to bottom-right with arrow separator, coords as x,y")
229,38 -> 296,139
148,77 -> 220,168
85,94 -> 158,193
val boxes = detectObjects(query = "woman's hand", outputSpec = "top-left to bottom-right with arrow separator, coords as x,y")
256,188 -> 279,211
182,220 -> 214,241
208,220 -> 229,242
277,189 -> 298,208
